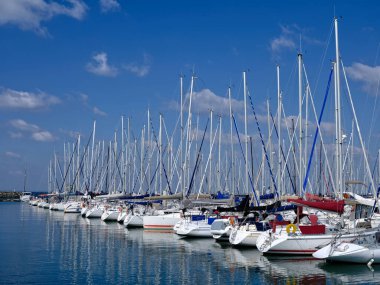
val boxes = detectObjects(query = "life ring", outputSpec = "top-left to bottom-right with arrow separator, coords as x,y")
286,223 -> 297,234
229,217 -> 235,226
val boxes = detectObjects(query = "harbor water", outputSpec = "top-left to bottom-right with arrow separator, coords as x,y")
1,202 -> 380,285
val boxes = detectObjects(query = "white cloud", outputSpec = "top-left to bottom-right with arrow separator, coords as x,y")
123,53 -> 151,77
270,36 -> 296,52
5,151 -> 21,158
93,106 -> 107,116
100,0 -> 120,12
190,89 -> 244,115
346,62 -> 380,95
270,24 -> 322,54
0,0 -> 87,36
86,52 -> 118,77
10,119 -> 40,132
59,128 -> 82,138
32,131 -> 55,142
9,119 -> 56,142
171,88 -> 244,116
0,88 -> 60,109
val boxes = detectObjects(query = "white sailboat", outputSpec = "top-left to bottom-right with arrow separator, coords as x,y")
313,230 -> 380,264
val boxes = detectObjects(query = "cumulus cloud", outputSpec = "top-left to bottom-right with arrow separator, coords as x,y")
270,24 -> 322,55
100,0 -> 120,12
0,0 -> 87,36
0,88 -> 60,109
171,88 -> 244,116
9,119 -> 56,142
86,52 -> 118,77
346,62 -> 380,95
32,131 -> 55,142
123,53 -> 152,77
271,36 -> 296,52
191,89 -> 244,115
10,119 -> 40,132
5,151 -> 21,158
93,106 -> 107,116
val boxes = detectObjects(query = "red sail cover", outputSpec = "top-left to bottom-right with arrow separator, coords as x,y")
287,198 -> 345,214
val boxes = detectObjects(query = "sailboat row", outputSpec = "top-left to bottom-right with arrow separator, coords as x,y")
26,18 -> 380,266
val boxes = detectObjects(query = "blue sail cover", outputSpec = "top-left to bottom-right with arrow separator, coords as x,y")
260,193 -> 275,200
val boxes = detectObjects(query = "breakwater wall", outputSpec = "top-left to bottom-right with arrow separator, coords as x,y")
0,192 -> 21,202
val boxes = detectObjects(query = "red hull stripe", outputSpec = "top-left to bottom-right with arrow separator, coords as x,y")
144,225 -> 174,228
269,249 -> 316,253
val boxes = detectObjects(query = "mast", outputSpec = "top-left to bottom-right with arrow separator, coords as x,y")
89,121 -> 96,193
267,100 -> 273,193
121,116 -> 125,194
218,115 -> 222,193
228,87 -> 235,195
180,75 -> 184,197
159,113 -> 162,194
243,71 -> 249,194
209,109 -> 213,194
147,110 -> 151,194
298,53 -> 303,197
334,17 -> 343,199
277,65 -> 282,196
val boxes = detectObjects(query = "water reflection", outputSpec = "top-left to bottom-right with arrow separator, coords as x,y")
1,203 -> 380,284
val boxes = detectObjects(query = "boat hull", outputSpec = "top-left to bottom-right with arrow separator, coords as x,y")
143,213 -> 181,230
124,213 -> 144,228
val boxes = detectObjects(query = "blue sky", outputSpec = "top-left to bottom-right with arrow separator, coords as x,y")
1,0 -> 380,192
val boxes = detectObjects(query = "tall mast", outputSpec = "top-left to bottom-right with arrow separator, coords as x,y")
159,113 -> 162,194
218,115 -> 222,193
180,75 -> 184,196
209,109 -> 213,194
147,110 -> 151,194
121,115 -> 125,194
267,100 -> 273,193
127,117 -> 131,192
228,87 -> 235,195
334,17 -> 343,198
298,53 -> 303,196
243,71 -> 249,194
185,75 -> 195,191
89,121 -> 96,193
277,65 -> 282,196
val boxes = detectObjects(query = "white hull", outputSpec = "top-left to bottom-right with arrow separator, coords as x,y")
56,203 -> 66,212
314,242 -> 380,263
229,226 -> 260,247
64,202 -> 81,213
256,229 -> 369,255
20,192 -> 32,202
143,213 -> 182,230
101,210 -> 119,221
124,213 -> 144,227
30,200 -> 39,206
210,219 -> 232,241
81,207 -> 88,217
117,211 -> 127,223
20,196 -> 31,202
175,220 -> 213,238
86,207 -> 104,218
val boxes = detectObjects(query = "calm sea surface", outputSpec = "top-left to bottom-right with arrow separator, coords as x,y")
1,202 -> 380,285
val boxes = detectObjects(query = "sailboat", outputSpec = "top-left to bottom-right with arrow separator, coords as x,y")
20,168 -> 32,202
313,230 -> 380,264
257,18 -> 378,255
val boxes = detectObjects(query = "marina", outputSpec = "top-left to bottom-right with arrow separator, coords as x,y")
2,1 -> 380,284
